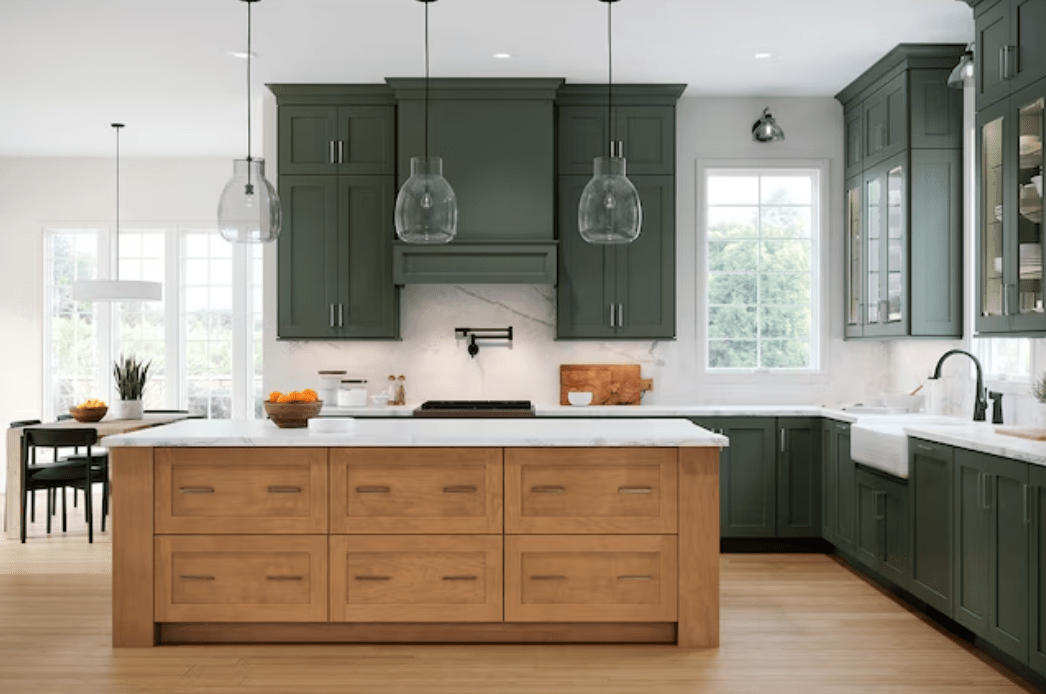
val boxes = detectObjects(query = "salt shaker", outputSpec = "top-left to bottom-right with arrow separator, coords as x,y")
386,375 -> 397,402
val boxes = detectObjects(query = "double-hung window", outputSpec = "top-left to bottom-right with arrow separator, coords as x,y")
700,164 -> 824,372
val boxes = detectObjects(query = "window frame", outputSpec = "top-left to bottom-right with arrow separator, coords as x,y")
696,159 -> 829,379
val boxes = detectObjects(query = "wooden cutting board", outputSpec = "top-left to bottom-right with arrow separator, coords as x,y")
560,364 -> 653,406
994,426 -> 1046,441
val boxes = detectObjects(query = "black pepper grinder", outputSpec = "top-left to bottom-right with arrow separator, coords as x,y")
396,375 -> 406,406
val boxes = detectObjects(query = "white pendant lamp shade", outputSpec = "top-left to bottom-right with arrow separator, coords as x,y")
219,0 -> 281,243
395,0 -> 457,244
71,123 -> 162,303
578,156 -> 642,244
218,158 -> 281,242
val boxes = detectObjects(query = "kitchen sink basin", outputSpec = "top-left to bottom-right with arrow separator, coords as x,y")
850,413 -> 969,479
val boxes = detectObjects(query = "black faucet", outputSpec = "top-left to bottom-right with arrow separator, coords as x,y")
928,349 -> 988,422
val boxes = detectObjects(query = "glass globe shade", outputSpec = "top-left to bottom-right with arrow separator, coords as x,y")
395,157 -> 457,244
218,158 -> 281,243
578,156 -> 642,244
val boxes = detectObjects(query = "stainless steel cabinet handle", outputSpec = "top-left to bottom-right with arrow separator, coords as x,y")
529,575 -> 566,581
338,140 -> 345,164
608,139 -> 616,157
330,303 -> 336,328
179,575 -> 215,581
1024,484 -> 1032,526
267,485 -> 302,494
610,303 -> 616,328
978,472 -> 985,511
617,575 -> 652,581
780,428 -> 787,453
443,485 -> 477,494
329,141 -> 336,164
618,304 -> 623,327
356,485 -> 391,494
355,575 -> 391,581
442,575 -> 478,581
916,443 -> 934,452
531,485 -> 565,494
618,487 -> 652,494
179,487 -> 215,495
267,575 -> 303,581
985,473 -> 993,511
338,303 -> 344,327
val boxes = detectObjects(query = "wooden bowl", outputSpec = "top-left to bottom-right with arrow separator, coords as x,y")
69,405 -> 108,423
263,400 -> 323,428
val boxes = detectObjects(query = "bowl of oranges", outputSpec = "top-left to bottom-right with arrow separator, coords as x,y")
264,389 -> 323,428
70,399 -> 108,423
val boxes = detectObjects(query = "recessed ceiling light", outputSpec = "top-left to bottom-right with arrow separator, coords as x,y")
226,50 -> 257,59
754,52 -> 773,59
493,52 -> 513,59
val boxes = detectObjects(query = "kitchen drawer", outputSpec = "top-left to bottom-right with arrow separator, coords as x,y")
505,535 -> 677,622
505,448 -> 677,534
329,535 -> 503,622
155,448 -> 327,534
155,535 -> 328,622
329,448 -> 502,534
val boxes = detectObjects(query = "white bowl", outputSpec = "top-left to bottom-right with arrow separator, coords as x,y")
370,394 -> 389,407
567,391 -> 593,407
880,394 -> 925,413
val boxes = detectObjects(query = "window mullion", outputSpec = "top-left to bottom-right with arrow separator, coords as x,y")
230,243 -> 249,419
166,230 -> 182,409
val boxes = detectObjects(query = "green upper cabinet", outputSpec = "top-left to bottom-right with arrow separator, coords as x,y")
1031,464 -> 1046,679
558,105 -> 676,176
909,438 -> 955,616
836,44 -> 966,340
278,105 -> 396,176
974,77 -> 1046,336
557,175 -> 675,339
975,0 -> 1046,111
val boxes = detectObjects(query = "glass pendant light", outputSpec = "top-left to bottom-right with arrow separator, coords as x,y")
395,0 -> 457,245
72,124 -> 163,302
578,0 -> 641,245
218,0 -> 281,243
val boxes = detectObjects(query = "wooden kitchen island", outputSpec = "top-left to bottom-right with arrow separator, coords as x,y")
103,418 -> 724,648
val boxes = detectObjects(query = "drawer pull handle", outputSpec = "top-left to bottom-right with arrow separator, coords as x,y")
618,487 -> 652,494
617,575 -> 653,581
354,575 -> 391,581
179,575 -> 215,581
915,443 -> 934,452
531,485 -> 565,494
356,486 -> 391,494
267,575 -> 304,581
179,487 -> 215,495
443,485 -> 477,494
529,575 -> 567,581
442,575 -> 478,581
267,485 -> 302,494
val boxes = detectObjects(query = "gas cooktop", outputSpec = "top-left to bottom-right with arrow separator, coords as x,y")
413,400 -> 535,417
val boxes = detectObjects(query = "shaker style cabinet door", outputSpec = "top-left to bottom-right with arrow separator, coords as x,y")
556,175 -> 617,339
557,105 -> 675,176
278,106 -> 339,175
909,439 -> 954,616
1030,464 -> 1046,678
278,105 -> 395,175
716,418 -> 776,538
776,418 -> 821,539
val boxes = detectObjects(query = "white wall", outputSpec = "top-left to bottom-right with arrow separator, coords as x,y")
264,96 -> 893,405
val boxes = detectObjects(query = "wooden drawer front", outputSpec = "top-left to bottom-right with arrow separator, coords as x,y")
155,535 -> 327,622
505,535 -> 677,622
155,448 -> 327,534
505,448 -> 677,534
330,448 -> 502,534
330,535 -> 503,622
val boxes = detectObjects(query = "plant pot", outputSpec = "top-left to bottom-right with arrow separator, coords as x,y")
1034,401 -> 1046,427
113,399 -> 143,420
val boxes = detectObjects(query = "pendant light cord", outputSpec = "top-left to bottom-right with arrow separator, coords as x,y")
607,0 -> 613,157
112,123 -> 123,272
424,0 -> 430,160
246,0 -> 253,163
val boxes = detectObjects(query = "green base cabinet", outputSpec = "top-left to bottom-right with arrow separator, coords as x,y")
909,439 -> 955,616
1032,465 -> 1046,678
822,421 -> 856,552
778,418 -> 821,538
854,466 -> 909,590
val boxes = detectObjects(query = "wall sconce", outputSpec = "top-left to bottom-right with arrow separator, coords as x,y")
752,107 -> 785,142
455,327 -> 513,358
948,43 -> 975,89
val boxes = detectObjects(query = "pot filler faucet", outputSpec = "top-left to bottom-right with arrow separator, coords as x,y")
928,349 -> 1001,423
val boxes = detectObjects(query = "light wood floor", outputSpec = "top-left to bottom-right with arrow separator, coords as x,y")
0,490 -> 1040,694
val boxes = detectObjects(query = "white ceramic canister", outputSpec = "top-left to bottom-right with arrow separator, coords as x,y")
337,378 -> 368,407
317,370 -> 346,404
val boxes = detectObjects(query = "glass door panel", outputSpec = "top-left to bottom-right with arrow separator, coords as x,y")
886,166 -> 904,323
982,116 -> 1005,317
847,184 -> 862,327
1017,97 -> 1043,315
866,176 -> 881,325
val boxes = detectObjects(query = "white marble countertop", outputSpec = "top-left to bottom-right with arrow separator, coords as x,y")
905,423 -> 1046,469
103,417 -> 729,448
321,403 -> 856,421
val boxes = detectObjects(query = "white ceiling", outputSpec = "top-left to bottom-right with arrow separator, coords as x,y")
0,0 -> 974,157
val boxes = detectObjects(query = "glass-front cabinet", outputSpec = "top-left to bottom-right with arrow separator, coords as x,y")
977,80 -> 1046,335
845,176 -> 863,337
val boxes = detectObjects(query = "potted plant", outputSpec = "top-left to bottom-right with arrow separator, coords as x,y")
1031,372 -> 1046,426
113,354 -> 150,420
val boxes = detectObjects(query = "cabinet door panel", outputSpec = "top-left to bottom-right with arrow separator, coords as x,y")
777,419 -> 821,538
910,69 -> 963,149
854,472 -> 882,569
821,422 -> 838,543
834,427 -> 856,550
615,176 -> 675,339
558,106 -> 611,176
844,108 -> 864,179
1031,466 -> 1046,678
1011,0 -> 1046,93
338,176 -> 398,337
911,149 -> 963,337
557,176 -> 616,338
616,106 -> 674,175
954,451 -> 991,636
277,176 -> 339,338
976,102 -> 1011,334
977,1 -> 1012,110
845,175 -> 864,338
909,440 -> 953,615
337,106 -> 395,175
863,74 -> 906,167
279,106 -> 337,175
881,475 -> 909,589
718,418 -> 776,538
985,456 -> 1030,661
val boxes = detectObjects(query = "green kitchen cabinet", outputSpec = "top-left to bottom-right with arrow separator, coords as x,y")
777,418 -> 821,538
822,420 -> 856,552
974,77 -> 1046,336
954,448 -> 1030,662
1031,464 -> 1046,678
854,466 -> 910,589
278,104 -> 396,176
557,175 -> 675,339
277,175 -> 398,339
909,438 -> 955,616
974,0 -> 1046,111
837,44 -> 965,340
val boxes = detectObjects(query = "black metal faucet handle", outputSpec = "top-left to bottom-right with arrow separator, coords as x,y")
987,390 -> 1004,424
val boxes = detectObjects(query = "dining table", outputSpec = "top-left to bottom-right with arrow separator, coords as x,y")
4,413 -> 190,540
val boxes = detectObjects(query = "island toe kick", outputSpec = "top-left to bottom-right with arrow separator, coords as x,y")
111,445 -> 720,647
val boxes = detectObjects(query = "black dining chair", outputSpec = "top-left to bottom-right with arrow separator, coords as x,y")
20,428 -> 104,543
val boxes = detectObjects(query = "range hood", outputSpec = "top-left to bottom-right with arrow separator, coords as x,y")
387,78 -> 563,285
